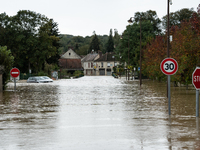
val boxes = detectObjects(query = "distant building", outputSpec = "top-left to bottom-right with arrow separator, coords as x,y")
81,51 -> 100,76
94,52 -> 119,76
59,49 -> 83,74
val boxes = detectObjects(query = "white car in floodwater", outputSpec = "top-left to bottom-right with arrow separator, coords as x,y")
27,76 -> 53,83
40,76 -> 53,82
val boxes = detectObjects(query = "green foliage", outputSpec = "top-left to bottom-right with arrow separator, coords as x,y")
59,34 -> 109,55
0,10 -> 60,74
105,29 -> 114,52
115,19 -> 156,68
73,70 -> 84,78
134,10 -> 161,34
89,32 -> 100,52
37,71 -> 48,76
0,46 -> 14,90
143,10 -> 200,85
113,29 -> 120,48
162,8 -> 195,29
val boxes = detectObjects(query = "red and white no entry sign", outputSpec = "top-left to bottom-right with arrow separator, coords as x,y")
10,68 -> 20,78
160,58 -> 178,75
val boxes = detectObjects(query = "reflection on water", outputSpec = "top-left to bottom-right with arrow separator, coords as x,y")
0,77 -> 200,150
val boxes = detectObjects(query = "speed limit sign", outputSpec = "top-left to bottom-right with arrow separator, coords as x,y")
160,58 -> 178,75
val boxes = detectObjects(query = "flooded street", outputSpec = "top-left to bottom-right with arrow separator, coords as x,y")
0,76 -> 200,150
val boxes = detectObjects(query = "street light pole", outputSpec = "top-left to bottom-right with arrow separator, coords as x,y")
167,0 -> 172,98
167,0 -> 170,58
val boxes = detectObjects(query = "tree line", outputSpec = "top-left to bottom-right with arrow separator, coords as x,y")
115,6 -> 200,86
143,9 -> 200,86
0,10 -> 60,74
0,6 -> 199,89
59,29 -> 119,55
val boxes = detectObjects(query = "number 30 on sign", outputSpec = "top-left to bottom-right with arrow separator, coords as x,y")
160,58 -> 178,75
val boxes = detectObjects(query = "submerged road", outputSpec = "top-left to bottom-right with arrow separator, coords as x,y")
0,76 -> 200,149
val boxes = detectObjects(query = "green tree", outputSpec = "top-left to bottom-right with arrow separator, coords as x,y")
162,8 -> 195,29
89,32 -> 100,52
0,10 -> 60,74
116,20 -> 155,68
134,10 -> 161,34
113,29 -> 120,48
106,29 -> 114,52
142,10 -> 200,85
0,46 -> 14,90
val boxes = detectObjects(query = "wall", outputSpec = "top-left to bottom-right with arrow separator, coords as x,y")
61,49 -> 81,59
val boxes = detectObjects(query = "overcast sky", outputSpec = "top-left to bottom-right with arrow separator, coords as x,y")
1,0 -> 199,37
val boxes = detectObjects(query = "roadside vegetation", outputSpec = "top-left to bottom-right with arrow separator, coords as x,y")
0,5 -> 200,89
0,46 -> 14,90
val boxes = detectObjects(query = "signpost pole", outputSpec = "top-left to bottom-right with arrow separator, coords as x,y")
10,68 -> 20,91
196,90 -> 199,117
168,75 -> 171,115
14,77 -> 16,91
160,58 -> 178,116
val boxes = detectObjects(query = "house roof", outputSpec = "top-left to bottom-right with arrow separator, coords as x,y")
95,52 -> 116,62
82,53 -> 99,62
59,59 -> 83,70
61,48 -> 81,59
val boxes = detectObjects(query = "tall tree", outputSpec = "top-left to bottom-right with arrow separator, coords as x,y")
162,8 -> 195,29
143,10 -> 200,85
106,29 -> 114,52
0,46 -> 14,90
0,10 -> 60,73
116,20 -> 155,67
134,10 -> 161,34
89,32 -> 100,52
113,29 -> 120,48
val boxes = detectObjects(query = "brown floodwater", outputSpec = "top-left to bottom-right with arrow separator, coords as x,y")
0,76 -> 199,150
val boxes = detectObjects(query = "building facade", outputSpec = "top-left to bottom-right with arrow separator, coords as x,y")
81,52 -> 100,76
59,49 -> 83,74
94,52 -> 119,76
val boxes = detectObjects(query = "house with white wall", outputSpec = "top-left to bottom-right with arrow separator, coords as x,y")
81,51 -> 100,76
94,52 -> 119,76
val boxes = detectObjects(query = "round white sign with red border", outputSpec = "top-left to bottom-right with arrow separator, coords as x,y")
10,68 -> 20,78
160,58 -> 178,75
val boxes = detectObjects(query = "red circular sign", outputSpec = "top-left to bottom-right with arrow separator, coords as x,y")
192,68 -> 200,90
10,68 -> 20,78
160,58 -> 178,75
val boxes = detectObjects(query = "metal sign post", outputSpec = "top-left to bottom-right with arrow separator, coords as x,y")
192,67 -> 200,117
196,90 -> 199,117
160,58 -> 178,116
168,75 -> 171,115
14,77 -> 16,91
10,68 -> 20,91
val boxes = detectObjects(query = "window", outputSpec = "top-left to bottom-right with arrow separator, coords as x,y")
91,63 -> 93,68
101,62 -> 103,67
88,63 -> 90,68
107,62 -> 110,67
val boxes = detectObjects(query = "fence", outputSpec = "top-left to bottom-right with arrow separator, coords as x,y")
20,73 -> 32,80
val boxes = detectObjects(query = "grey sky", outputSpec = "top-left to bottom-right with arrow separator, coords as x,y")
1,0 -> 199,37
